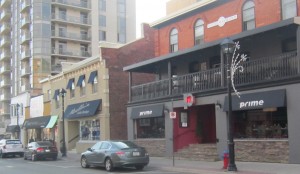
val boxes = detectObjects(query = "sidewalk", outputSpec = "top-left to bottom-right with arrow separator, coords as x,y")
59,152 -> 300,174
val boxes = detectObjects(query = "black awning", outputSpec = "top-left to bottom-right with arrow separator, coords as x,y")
64,99 -> 101,119
131,104 -> 164,119
66,78 -> 75,89
76,75 -> 85,86
88,71 -> 97,83
23,116 -> 51,129
223,89 -> 286,111
6,125 -> 20,132
52,89 -> 60,100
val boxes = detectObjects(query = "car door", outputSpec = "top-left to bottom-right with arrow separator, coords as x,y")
87,142 -> 101,164
97,142 -> 111,165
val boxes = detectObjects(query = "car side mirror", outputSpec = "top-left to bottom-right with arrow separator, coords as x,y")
87,147 -> 93,151
24,146 -> 28,149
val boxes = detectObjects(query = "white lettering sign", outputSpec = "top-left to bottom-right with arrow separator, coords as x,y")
207,15 -> 238,28
139,110 -> 152,116
240,100 -> 264,108
70,103 -> 90,115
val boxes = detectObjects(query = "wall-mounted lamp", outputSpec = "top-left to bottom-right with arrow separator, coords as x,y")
164,108 -> 170,114
215,102 -> 222,109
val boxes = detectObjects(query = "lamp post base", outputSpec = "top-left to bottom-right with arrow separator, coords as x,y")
228,164 -> 237,172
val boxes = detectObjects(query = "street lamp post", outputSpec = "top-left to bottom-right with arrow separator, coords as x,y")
16,104 -> 20,139
60,88 -> 67,157
221,38 -> 237,172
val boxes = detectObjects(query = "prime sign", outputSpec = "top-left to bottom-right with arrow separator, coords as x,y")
240,100 -> 264,109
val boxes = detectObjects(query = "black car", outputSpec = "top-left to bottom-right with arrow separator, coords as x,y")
80,140 -> 149,171
24,141 -> 58,161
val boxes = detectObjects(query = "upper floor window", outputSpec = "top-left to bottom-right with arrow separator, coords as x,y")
66,78 -> 75,98
99,30 -> 106,41
99,15 -> 106,27
99,0 -> 106,12
194,19 -> 204,45
77,75 -> 86,97
242,1 -> 255,31
88,71 -> 98,93
170,28 -> 178,53
281,0 -> 297,20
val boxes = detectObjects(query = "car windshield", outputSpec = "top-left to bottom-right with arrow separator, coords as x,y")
6,140 -> 21,144
37,141 -> 53,146
113,141 -> 139,149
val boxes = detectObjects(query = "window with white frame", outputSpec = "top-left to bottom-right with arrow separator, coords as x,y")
88,71 -> 98,93
242,1 -> 255,31
194,19 -> 204,45
281,0 -> 297,20
170,28 -> 178,53
80,80 -> 86,96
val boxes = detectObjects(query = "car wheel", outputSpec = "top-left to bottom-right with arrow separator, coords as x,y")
135,165 -> 144,170
24,154 -> 27,160
105,158 -> 113,172
52,156 -> 57,161
32,154 -> 36,161
81,156 -> 90,168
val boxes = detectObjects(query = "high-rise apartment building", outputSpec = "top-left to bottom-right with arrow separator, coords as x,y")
0,0 -> 136,137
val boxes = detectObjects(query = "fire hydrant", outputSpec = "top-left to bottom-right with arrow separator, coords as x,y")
222,150 -> 229,169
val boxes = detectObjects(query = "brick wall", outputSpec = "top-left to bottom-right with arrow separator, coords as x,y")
155,0 -> 300,57
100,24 -> 156,140
235,140 -> 289,163
134,139 -> 166,157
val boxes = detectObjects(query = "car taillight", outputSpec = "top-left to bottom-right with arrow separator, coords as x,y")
36,147 -> 44,152
116,151 -> 125,157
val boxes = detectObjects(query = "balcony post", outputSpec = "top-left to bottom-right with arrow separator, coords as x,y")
168,61 -> 172,95
129,72 -> 132,102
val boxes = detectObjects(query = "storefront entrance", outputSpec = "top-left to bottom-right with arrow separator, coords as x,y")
174,104 -> 216,151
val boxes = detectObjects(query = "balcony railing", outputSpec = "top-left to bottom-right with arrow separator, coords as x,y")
130,52 -> 299,102
52,47 -> 90,58
52,0 -> 90,9
51,13 -> 91,25
51,30 -> 91,41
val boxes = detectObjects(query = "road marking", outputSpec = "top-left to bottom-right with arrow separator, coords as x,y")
27,162 -> 78,168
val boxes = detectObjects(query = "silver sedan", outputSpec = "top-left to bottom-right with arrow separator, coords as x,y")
80,140 -> 149,171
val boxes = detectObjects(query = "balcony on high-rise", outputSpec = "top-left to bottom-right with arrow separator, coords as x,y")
51,13 -> 91,27
0,36 -> 10,47
21,32 -> 31,44
0,23 -> 11,34
21,65 -> 31,77
20,0 -> 31,13
0,0 -> 11,8
0,78 -> 11,88
0,65 -> 10,74
52,0 -> 91,10
21,49 -> 31,60
20,16 -> 31,29
0,9 -> 11,21
0,50 -> 10,60
0,93 -> 11,101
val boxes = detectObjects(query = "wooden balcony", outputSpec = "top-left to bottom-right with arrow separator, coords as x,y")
130,52 -> 299,102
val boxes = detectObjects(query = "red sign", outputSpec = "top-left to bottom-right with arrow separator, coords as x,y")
169,112 -> 176,119
184,93 -> 195,107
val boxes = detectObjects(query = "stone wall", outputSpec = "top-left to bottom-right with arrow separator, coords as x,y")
134,139 -> 166,157
235,140 -> 289,163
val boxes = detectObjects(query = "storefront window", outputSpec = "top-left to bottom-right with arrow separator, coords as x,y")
80,120 -> 100,140
233,107 -> 288,139
136,117 -> 165,138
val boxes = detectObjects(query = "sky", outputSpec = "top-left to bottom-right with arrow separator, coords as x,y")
135,0 -> 169,38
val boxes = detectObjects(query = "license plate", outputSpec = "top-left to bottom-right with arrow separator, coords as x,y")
45,149 -> 50,152
132,152 -> 140,156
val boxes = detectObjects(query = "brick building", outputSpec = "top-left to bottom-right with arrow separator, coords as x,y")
125,0 -> 300,163
42,24 -> 155,152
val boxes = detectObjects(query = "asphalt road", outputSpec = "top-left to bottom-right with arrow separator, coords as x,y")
0,156 -> 187,174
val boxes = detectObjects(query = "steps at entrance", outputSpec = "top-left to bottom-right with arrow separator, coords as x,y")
174,144 -> 220,162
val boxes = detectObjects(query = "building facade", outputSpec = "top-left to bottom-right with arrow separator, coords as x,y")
125,0 -> 300,163
0,0 -> 136,138
44,24 -> 155,153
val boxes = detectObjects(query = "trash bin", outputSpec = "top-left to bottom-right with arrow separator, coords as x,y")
222,150 -> 229,169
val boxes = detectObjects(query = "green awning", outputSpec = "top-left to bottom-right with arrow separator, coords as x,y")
45,115 -> 58,128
